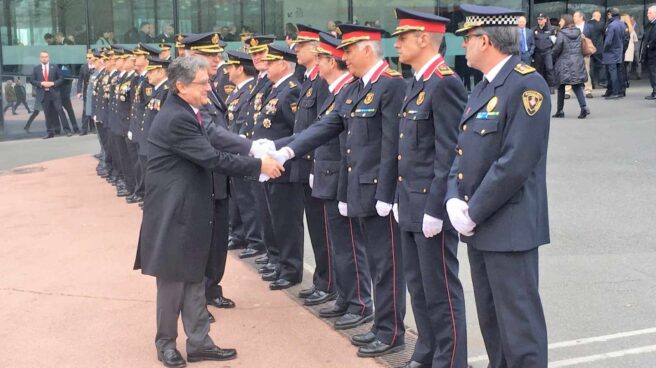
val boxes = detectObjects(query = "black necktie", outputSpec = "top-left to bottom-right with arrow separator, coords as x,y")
477,78 -> 489,97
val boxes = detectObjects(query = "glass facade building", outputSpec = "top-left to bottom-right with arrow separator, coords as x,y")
0,0 -> 652,132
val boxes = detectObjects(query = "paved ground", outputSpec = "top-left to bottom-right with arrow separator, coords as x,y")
0,81 -> 654,367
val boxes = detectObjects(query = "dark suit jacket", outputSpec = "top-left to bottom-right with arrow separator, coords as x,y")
519,28 -> 536,63
30,63 -> 64,102
77,63 -> 92,96
134,93 -> 261,282
641,21 -> 656,62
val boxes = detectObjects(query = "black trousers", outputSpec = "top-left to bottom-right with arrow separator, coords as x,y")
135,154 -> 148,197
41,92 -> 59,135
303,184 -> 332,292
590,53 -> 606,86
646,58 -> 656,93
557,84 -> 587,111
533,52 -> 555,87
96,122 -> 113,172
264,182 -> 304,282
605,62 -> 624,96
205,199 -> 229,299
324,199 -> 372,315
60,95 -> 79,132
253,182 -> 279,265
356,214 -> 406,346
402,229 -> 467,368
108,131 -> 123,178
468,246 -> 547,368
230,178 -> 263,249
125,137 -> 141,194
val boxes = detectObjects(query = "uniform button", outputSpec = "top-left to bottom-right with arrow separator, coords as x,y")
348,130 -> 351,135
462,124 -> 468,131
464,195 -> 469,201
481,129 -> 486,134
422,188 -> 427,193
347,148 -> 351,154
458,148 -> 463,156
351,112 -> 355,117
348,167 -> 352,172
397,154 -> 402,160
373,178 -> 378,183
458,173 -> 464,180
399,133 -> 404,139
403,112 -> 407,117
209,220 -> 213,225
305,155 -> 311,159
398,176 -> 403,182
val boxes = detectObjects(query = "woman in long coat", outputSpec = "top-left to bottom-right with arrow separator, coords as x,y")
552,14 -> 590,119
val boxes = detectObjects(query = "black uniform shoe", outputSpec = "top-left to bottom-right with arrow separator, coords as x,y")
261,271 -> 278,281
42,134 -> 54,139
269,279 -> 298,290
605,94 -> 622,100
552,111 -> 564,118
117,188 -> 131,197
227,239 -> 246,250
357,339 -> 405,357
304,290 -> 336,306
403,360 -> 431,368
208,311 -> 215,323
126,194 -> 142,204
254,255 -> 270,264
335,312 -> 374,330
258,263 -> 277,274
157,348 -> 186,368
239,248 -> 264,259
318,304 -> 348,318
298,285 -> 316,298
645,93 -> 656,100
187,346 -> 237,362
351,331 -> 377,346
207,296 -> 236,309
79,131 -> 88,136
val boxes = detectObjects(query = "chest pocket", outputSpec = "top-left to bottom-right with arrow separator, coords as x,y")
300,95 -> 316,109
471,118 -> 499,136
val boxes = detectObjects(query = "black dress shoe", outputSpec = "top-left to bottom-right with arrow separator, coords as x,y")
357,339 -> 405,358
94,153 -> 102,159
403,360 -> 431,368
258,263 -> 277,274
79,131 -> 88,136
117,188 -> 131,197
208,311 -> 215,323
564,94 -> 571,99
187,346 -> 237,362
126,195 -> 142,204
157,348 -> 186,368
304,290 -> 336,306
254,255 -> 270,264
42,134 -> 54,139
227,239 -> 247,250
239,248 -> 264,259
207,296 -> 235,309
351,331 -> 377,346
65,131 -> 73,137
552,111 -> 564,118
578,107 -> 590,119
335,312 -> 374,330
585,93 -> 594,98
605,94 -> 622,100
269,278 -> 298,290
298,285 -> 316,298
645,94 -> 656,100
319,304 -> 348,318
261,271 -> 278,281
601,91 -> 611,97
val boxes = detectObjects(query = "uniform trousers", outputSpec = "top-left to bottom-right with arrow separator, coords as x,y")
114,132 -> 135,191
467,246 -> 547,368
155,277 -> 215,354
253,182 -> 279,267
356,214 -> 406,346
303,184 -> 331,292
205,199 -> 229,299
97,122 -> 114,173
230,178 -> 263,250
135,154 -> 148,197
323,200 -> 372,315
402,229 -> 467,368
125,138 -> 142,195
264,182 -> 304,282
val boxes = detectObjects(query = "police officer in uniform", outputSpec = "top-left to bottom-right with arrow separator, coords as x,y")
114,47 -> 138,200
392,8 -> 468,368
252,44 -> 302,290
447,5 -> 551,367
273,25 -> 407,357
533,13 -> 556,90
98,48 -> 120,186
159,43 -> 172,60
175,34 -> 188,58
211,46 -> 236,105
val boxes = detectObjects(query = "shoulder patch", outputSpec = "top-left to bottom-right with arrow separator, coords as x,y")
224,85 -> 235,94
514,63 -> 536,75
290,102 -> 298,113
383,68 -> 401,78
163,84 -> 169,90
435,63 -> 454,77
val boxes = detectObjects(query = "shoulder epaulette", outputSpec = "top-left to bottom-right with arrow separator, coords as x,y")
514,63 -> 536,75
435,63 -> 454,77
288,80 -> 298,88
163,84 -> 169,90
383,68 -> 402,78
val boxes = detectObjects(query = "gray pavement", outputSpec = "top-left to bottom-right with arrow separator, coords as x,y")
2,81 -> 655,367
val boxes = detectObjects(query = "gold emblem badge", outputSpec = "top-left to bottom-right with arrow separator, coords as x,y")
254,93 -> 263,111
145,87 -> 153,96
262,118 -> 272,129
250,38 -> 259,47
266,98 -> 279,114
364,93 -> 375,105
228,112 -> 234,121
211,33 -> 219,45
224,85 -> 235,94
522,91 -> 543,116
345,99 -> 353,105
486,96 -> 498,112
306,87 -> 313,97
291,102 -> 298,113
416,91 -> 425,106
326,102 -> 336,114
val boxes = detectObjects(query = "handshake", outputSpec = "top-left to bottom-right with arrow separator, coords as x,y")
249,139 -> 295,182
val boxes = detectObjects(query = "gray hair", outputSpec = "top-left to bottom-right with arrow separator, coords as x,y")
478,26 -> 519,56
650,5 -> 656,13
168,56 -> 209,94
357,40 -> 383,60
286,61 -> 297,71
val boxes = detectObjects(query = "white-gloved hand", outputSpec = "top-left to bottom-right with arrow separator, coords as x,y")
446,198 -> 476,236
127,131 -> 133,140
375,201 -> 393,217
258,173 -> 271,182
338,201 -> 348,217
250,139 -> 276,158
422,214 -> 443,238
392,203 -> 399,223
270,147 -> 295,165
309,174 -> 314,189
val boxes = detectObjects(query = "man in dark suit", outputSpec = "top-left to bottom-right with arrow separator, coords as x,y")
393,8 -> 468,368
134,56 -> 283,368
602,8 -> 626,99
588,10 -> 607,88
138,22 -> 154,43
30,51 -> 65,139
518,16 -> 535,64
641,6 -> 656,99
449,5 -> 551,367
77,50 -> 95,135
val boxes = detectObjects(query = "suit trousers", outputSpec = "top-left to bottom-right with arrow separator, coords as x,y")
467,246 -> 547,368
230,178 -> 263,250
205,199 -> 229,299
324,200 -> 372,315
591,53 -> 606,86
41,92 -> 59,135
303,185 -> 332,292
265,182 -> 304,282
646,58 -> 656,92
155,277 -> 215,353
402,229 -> 467,368
356,214 -> 406,346
125,137 -> 141,194
533,52 -> 555,87
253,182 -> 279,265
605,63 -> 624,96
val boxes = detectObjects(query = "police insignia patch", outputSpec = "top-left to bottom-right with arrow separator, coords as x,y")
145,87 -> 153,96
211,33 -> 219,45
522,91 -> 543,116
224,85 -> 235,94
416,91 -> 425,105
437,63 -> 454,76
263,118 -> 272,129
326,102 -> 336,114
514,64 -> 536,75
306,87 -> 313,97
364,93 -> 375,105
345,99 -> 353,105
486,96 -> 498,112
291,102 -> 298,113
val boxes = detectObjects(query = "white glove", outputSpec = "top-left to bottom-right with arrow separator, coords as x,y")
375,201 -> 393,217
422,214 -> 443,238
446,198 -> 476,236
309,174 -> 314,189
127,131 -> 133,140
250,139 -> 276,158
258,173 -> 271,182
270,147 -> 295,166
392,203 -> 399,223
338,201 -> 348,217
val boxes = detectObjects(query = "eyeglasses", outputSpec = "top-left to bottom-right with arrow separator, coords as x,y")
463,33 -> 486,42
189,79 -> 210,86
